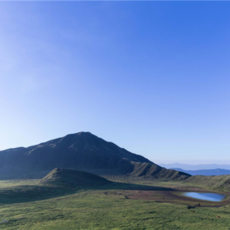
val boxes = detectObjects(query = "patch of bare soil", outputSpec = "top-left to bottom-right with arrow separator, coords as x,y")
105,188 -> 230,208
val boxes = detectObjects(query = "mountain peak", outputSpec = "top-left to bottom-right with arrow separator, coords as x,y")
77,131 -> 92,136
0,132 -> 189,181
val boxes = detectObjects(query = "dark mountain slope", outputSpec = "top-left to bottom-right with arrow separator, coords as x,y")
0,132 -> 190,180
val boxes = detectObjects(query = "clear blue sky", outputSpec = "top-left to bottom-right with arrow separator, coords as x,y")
0,2 -> 230,164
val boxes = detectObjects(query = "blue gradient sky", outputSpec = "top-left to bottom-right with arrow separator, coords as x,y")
0,2 -> 230,164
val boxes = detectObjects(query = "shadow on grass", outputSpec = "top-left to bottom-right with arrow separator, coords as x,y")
105,181 -> 175,191
0,181 -> 175,205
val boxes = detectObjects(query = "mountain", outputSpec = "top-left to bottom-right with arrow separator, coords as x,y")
172,168 -> 230,176
160,163 -> 230,170
0,132 -> 190,180
40,168 -> 111,187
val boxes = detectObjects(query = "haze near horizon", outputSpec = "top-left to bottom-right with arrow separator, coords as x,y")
0,2 -> 230,164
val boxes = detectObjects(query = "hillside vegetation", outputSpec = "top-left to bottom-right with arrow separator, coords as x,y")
0,178 -> 230,229
186,175 -> 230,191
40,168 -> 111,187
129,162 -> 189,180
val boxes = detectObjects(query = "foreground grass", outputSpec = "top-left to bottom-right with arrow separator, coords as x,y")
0,180 -> 230,229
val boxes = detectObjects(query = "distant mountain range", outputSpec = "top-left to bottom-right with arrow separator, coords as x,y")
160,163 -> 230,170
0,132 -> 189,180
171,168 -> 230,176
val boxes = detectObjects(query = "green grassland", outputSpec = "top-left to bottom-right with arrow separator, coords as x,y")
1,177 -> 230,230
186,175 -> 230,191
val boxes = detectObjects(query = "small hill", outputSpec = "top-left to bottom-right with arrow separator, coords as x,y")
40,168 -> 111,187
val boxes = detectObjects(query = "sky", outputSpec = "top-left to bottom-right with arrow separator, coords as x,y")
0,2 -> 230,164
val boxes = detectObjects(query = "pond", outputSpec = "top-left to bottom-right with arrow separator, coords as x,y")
183,192 -> 225,202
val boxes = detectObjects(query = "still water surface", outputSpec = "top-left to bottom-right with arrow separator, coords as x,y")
183,192 -> 225,202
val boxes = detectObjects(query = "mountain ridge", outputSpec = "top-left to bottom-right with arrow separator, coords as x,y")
0,132 -> 190,180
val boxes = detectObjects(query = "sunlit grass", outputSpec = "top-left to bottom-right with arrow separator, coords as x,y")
0,179 -> 230,229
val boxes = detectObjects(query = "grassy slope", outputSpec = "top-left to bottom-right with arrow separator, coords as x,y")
186,175 -> 230,191
0,179 -> 230,229
40,168 -> 110,187
2,190 -> 230,230
129,162 -> 190,180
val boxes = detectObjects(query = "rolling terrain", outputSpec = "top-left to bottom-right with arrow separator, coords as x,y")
0,132 -> 189,180
186,174 -> 230,191
0,145 -> 229,229
0,176 -> 230,229
40,168 -> 111,187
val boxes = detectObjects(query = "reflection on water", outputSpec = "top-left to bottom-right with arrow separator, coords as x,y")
183,192 -> 225,202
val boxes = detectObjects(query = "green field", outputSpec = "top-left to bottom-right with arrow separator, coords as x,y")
0,178 -> 230,230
